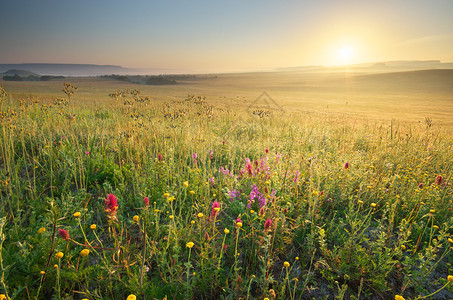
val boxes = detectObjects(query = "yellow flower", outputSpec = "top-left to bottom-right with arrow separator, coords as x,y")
250,210 -> 255,214
371,203 -> 376,208
197,212 -> 204,218
80,249 -> 90,257
0,294 -> 6,300
73,212 -> 81,218
224,228 -> 230,234
163,192 -> 170,198
191,220 -> 195,225
433,225 -> 439,230
401,245 -> 406,251
40,271 -> 45,275
169,215 -> 174,220
236,222 -> 243,228
183,181 -> 189,187
430,209 -> 435,214
53,264 -> 58,268
127,295 -> 137,300
38,227 -> 46,234
395,295 -> 405,300
55,252 -> 64,259
295,257 -> 299,260
448,238 -> 453,244
358,200 -> 364,205
90,224 -> 96,230
167,196 -> 175,202
264,298 -> 270,300
186,242 -> 194,249
133,215 -> 139,222
283,261 -> 290,268
154,209 -> 160,213
189,190 -> 195,195
448,275 -> 453,283
214,207 -> 220,212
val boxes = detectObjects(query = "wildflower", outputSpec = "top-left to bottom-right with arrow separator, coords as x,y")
143,197 -> 149,206
105,194 -> 118,214
191,220 -> 195,225
127,295 -> 137,300
433,225 -> 439,230
371,203 -> 376,208
154,209 -> 160,213
395,295 -> 405,300
54,264 -> 58,268
73,212 -> 81,218
295,257 -> 299,260
448,238 -> 453,244
224,228 -> 230,234
197,212 -> 204,218
250,210 -> 255,214
448,275 -> 453,283
40,271 -> 45,275
344,162 -> 350,170
167,196 -> 175,202
38,227 -> 46,234
80,249 -> 90,257
90,224 -> 96,230
189,190 -> 195,195
264,219 -> 272,231
269,289 -> 276,297
401,245 -> 406,251
283,261 -> 290,268
133,215 -> 139,222
211,201 -> 220,218
58,228 -> 70,240
0,295 -> 6,300
85,151 -> 90,155
358,200 -> 363,205
418,183 -> 423,189
435,175 -> 443,185
183,181 -> 189,187
430,209 -> 435,214
157,153 -> 164,161
55,252 -> 64,259
208,177 -> 215,185
169,215 -> 174,220
186,242 -> 194,249
235,217 -> 243,228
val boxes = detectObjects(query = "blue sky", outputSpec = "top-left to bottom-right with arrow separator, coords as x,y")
1,0 -> 453,72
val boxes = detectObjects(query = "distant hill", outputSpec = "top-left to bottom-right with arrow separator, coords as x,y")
0,69 -> 39,77
0,63 -> 160,76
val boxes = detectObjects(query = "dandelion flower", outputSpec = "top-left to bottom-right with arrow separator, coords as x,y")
133,215 -> 139,222
283,261 -> 290,268
55,252 -> 64,259
38,227 -> 46,234
197,212 -> 204,218
90,224 -> 96,230
395,295 -> 405,300
183,181 -> 189,187
80,249 -> 90,257
186,242 -> 194,249
127,295 -> 137,300
73,212 -> 81,218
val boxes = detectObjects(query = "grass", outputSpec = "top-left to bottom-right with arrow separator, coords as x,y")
0,73 -> 452,299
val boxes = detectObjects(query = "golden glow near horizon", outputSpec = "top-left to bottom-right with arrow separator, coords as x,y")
335,44 -> 355,65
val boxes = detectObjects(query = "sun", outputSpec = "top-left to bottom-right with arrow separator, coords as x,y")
335,45 -> 355,65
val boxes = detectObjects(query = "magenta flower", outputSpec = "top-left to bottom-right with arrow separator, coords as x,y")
105,193 -> 118,213
58,228 -> 70,240
143,197 -> 149,206
264,219 -> 272,231
157,154 -> 164,161
344,162 -> 350,170
435,175 -> 443,185
210,201 -> 220,218
85,151 -> 90,155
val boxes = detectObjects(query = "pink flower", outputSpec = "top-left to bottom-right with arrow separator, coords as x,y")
264,219 -> 272,231
143,197 -> 149,206
435,175 -> 443,185
85,151 -> 90,155
235,217 -> 242,224
344,162 -> 350,170
210,201 -> 220,218
58,228 -> 70,240
105,193 -> 118,213
157,154 -> 164,161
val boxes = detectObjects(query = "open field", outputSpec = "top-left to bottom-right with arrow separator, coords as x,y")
0,69 -> 453,299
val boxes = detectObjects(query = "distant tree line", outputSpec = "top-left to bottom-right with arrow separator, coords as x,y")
2,74 -> 65,81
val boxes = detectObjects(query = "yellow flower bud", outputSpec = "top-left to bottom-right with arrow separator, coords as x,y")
80,249 -> 90,257
224,228 -> 230,234
55,252 -> 64,259
186,242 -> 194,249
38,227 -> 46,234
73,212 -> 81,218
133,215 -> 139,222
283,261 -> 290,268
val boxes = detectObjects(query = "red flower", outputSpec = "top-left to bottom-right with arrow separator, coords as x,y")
264,218 -> 272,231
235,217 -> 242,224
105,194 -> 118,213
58,229 -> 70,240
143,197 -> 150,207
435,175 -> 443,185
344,162 -> 350,170
210,201 -> 220,218
157,154 -> 164,161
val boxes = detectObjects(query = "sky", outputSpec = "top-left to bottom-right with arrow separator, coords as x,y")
1,0 -> 453,73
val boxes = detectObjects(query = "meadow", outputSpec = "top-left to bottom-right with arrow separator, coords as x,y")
0,69 -> 452,299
